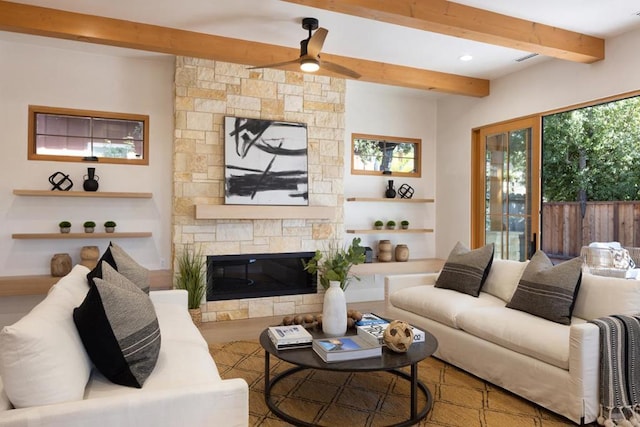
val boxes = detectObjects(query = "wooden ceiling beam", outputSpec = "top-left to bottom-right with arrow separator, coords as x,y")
282,0 -> 605,64
0,0 -> 489,97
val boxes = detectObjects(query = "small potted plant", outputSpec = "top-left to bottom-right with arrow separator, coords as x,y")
104,220 -> 117,233
83,221 -> 96,233
58,221 -> 71,234
386,220 -> 396,230
175,244 -> 206,327
401,220 -> 410,230
374,220 -> 384,230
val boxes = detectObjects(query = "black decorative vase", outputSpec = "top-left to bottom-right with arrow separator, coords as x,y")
385,180 -> 396,198
83,167 -> 99,192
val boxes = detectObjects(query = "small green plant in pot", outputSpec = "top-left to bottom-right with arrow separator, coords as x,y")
104,221 -> 117,233
386,220 -> 396,230
401,220 -> 409,229
303,237 -> 366,290
83,221 -> 96,233
58,221 -> 71,233
175,244 -> 206,326
374,220 -> 384,230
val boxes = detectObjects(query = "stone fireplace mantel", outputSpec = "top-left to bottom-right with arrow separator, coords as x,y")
195,205 -> 335,220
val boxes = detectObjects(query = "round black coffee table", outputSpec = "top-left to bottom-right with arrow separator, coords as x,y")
260,328 -> 438,427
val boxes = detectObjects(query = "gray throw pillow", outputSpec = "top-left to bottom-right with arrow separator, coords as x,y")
74,262 -> 161,388
435,242 -> 494,297
110,243 -> 150,294
87,243 -> 150,294
506,251 -> 582,325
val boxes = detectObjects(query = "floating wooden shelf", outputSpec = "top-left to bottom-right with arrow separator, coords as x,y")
346,228 -> 434,234
0,270 -> 172,297
195,205 -> 335,220
346,197 -> 434,203
13,189 -> 152,198
12,232 -> 152,239
351,258 -> 444,275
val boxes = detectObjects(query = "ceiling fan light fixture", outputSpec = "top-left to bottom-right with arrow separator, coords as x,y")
300,58 -> 320,72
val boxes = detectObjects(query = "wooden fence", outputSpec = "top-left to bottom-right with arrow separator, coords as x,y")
542,201 -> 640,259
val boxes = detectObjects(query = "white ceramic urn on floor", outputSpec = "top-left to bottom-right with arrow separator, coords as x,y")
322,280 -> 348,336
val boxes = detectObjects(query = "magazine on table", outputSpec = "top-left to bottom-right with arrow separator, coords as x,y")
312,336 -> 381,363
354,312 -> 388,326
356,322 -> 426,347
267,325 -> 313,350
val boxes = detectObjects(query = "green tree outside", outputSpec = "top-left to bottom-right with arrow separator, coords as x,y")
542,96 -> 640,202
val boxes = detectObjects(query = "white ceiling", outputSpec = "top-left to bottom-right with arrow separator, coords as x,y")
3,0 -> 640,80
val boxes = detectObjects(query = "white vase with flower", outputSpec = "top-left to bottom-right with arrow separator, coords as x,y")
303,238 -> 366,337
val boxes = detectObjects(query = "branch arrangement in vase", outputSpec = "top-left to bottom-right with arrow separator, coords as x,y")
303,237 -> 366,290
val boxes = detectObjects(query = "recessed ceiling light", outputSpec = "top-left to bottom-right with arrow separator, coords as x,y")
459,54 -> 473,62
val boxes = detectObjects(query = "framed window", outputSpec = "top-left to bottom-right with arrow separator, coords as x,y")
351,133 -> 421,177
28,106 -> 149,165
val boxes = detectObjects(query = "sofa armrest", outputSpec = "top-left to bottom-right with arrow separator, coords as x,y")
568,322 -> 600,422
149,289 -> 188,309
0,378 -> 248,427
384,273 -> 438,302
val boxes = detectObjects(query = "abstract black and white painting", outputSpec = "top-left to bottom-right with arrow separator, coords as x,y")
224,117 -> 308,205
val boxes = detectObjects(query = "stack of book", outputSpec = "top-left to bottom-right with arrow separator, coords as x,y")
267,325 -> 313,350
355,313 -> 426,347
312,336 -> 381,363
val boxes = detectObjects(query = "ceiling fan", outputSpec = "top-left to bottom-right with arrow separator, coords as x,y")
249,17 -> 361,79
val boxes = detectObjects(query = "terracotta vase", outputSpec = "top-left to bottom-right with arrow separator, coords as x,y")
51,253 -> 72,277
378,240 -> 393,262
395,244 -> 409,262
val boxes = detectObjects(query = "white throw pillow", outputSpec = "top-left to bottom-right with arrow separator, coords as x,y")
573,273 -> 640,320
0,265 -> 92,408
482,259 -> 529,302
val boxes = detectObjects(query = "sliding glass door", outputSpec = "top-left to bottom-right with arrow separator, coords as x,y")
472,117 -> 540,260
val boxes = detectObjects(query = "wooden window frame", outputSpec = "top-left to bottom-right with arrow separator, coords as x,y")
28,105 -> 149,165
351,133 -> 421,178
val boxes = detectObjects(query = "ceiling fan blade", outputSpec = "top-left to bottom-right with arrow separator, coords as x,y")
248,58 -> 299,70
321,60 -> 361,79
307,27 -> 328,57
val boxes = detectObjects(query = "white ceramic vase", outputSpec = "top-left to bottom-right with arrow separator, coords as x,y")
322,280 -> 348,337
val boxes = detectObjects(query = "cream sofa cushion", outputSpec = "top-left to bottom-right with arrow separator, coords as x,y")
456,306 -> 581,370
572,273 -> 640,320
0,265 -> 92,408
389,285 -> 503,329
482,259 -> 529,302
0,377 -> 11,410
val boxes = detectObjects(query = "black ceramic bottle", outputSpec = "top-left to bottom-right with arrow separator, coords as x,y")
83,167 -> 99,192
385,180 -> 396,198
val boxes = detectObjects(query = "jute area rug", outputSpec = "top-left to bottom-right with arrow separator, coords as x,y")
211,340 -> 592,427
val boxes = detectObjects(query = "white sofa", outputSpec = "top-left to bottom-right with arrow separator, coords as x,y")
0,265 -> 248,427
384,259 -> 640,425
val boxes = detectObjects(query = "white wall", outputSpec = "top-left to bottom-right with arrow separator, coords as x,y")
343,81 -> 438,301
436,27 -> 640,258
0,37 -> 175,277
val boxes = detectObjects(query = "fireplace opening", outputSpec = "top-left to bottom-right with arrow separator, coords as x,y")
206,252 -> 317,301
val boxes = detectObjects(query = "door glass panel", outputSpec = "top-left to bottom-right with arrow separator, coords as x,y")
484,128 -> 532,261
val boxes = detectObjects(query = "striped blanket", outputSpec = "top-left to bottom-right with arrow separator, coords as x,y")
589,315 -> 640,426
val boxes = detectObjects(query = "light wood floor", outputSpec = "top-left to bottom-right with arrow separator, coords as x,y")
199,301 -> 387,344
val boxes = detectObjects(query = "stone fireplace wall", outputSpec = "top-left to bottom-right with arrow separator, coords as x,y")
173,57 -> 346,322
